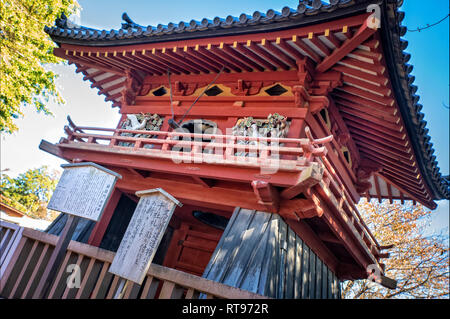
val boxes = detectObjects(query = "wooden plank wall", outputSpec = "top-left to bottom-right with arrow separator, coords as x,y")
202,208 -> 340,299
46,213 -> 94,243
45,194 -> 137,252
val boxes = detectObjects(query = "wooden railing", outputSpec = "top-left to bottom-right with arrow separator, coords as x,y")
305,122 -> 382,270
317,156 -> 381,262
0,222 -> 268,299
304,112 -> 384,272
59,117 -> 332,172
0,221 -> 23,279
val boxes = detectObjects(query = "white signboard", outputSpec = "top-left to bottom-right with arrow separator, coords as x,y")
47,162 -> 121,221
109,188 -> 182,284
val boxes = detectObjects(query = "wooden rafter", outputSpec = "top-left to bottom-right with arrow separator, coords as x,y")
316,17 -> 376,73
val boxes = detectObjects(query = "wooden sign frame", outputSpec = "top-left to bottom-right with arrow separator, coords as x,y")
47,162 -> 122,221
33,162 -> 121,298
109,188 -> 182,287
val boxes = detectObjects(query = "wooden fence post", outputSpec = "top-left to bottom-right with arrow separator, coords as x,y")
32,215 -> 80,299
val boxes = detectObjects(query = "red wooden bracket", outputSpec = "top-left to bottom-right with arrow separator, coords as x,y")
316,17 -> 377,73
251,180 -> 280,213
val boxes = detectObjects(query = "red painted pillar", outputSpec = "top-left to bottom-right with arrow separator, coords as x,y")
87,188 -> 122,246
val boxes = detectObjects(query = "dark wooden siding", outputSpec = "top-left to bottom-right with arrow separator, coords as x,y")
202,208 -> 340,299
45,193 -> 173,265
44,194 -> 137,251
46,213 -> 95,243
98,195 -> 136,252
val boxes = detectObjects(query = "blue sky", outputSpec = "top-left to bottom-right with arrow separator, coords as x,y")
1,0 -> 448,233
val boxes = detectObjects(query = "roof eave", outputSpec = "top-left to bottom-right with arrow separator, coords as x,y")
46,0 -> 449,201
379,1 -> 449,201
47,1 -> 378,47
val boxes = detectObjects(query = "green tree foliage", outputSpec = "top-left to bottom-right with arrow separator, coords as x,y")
0,0 -> 79,133
342,200 -> 449,299
1,166 -> 60,219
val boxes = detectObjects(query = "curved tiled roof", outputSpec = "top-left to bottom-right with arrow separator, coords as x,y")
45,0 -> 370,46
378,1 -> 449,201
45,0 -> 449,201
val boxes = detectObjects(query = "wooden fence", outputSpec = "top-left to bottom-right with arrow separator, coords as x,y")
0,221 -> 24,280
0,221 -> 268,299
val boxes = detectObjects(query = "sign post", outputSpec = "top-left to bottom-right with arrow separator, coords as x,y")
32,162 -> 121,299
108,188 -> 182,298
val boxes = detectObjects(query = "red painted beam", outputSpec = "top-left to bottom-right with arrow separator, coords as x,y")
83,70 -> 105,81
98,80 -> 126,95
92,53 -> 137,72
342,75 -> 391,97
108,54 -> 152,74
87,188 -> 122,246
121,104 -> 308,118
90,74 -> 123,89
334,96 -> 397,119
326,98 -> 360,163
160,48 -> 202,74
316,16 -> 376,73
56,143 -> 304,187
197,46 -> 241,72
141,69 -> 299,85
339,105 -> 401,129
332,90 -> 395,115
261,40 -> 297,68
343,117 -> 406,142
247,41 -> 290,70
275,38 -> 305,62
359,148 -> 418,175
120,52 -> 164,75
166,49 -> 211,74
332,65 -> 388,86
133,51 -> 168,75
348,49 -> 382,63
338,57 -> 385,75
345,124 -> 409,150
373,174 -> 382,203
337,85 -> 394,106
141,50 -> 182,75
323,30 -> 341,49
208,45 -> 253,72
251,180 -> 280,213
54,48 -> 124,75
114,172 -> 269,212
290,36 -> 321,63
152,49 -> 191,74
307,113 -> 358,187
221,44 -> 265,72
352,135 -> 413,163
307,37 -> 330,57
233,42 -> 277,71
184,47 -> 228,72
312,186 -> 376,271
376,173 -> 434,209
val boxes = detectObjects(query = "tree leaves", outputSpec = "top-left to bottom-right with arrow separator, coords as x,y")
1,166 -> 60,219
0,0 -> 79,133
342,200 -> 449,299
